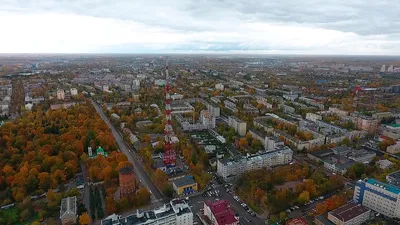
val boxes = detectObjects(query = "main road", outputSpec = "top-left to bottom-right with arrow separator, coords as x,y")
91,100 -> 164,203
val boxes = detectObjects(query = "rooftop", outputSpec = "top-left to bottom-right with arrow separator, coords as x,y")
286,218 -> 309,225
60,196 -> 77,219
205,200 -> 239,225
172,176 -> 196,188
329,202 -> 370,222
101,200 -> 192,225
367,178 -> 400,194
119,166 -> 134,175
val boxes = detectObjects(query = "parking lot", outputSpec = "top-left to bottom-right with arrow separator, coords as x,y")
187,178 -> 266,225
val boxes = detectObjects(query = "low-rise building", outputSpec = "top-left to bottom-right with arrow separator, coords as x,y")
377,159 -> 393,170
172,176 -> 198,195
387,142 -> 400,154
203,200 -> 239,225
386,171 -> 400,187
101,199 -> 193,225
60,196 -> 77,225
286,218 -> 309,225
327,202 -> 370,225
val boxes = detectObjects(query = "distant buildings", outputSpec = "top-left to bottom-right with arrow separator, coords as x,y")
101,199 -> 193,225
60,196 -> 77,225
353,115 -> 378,133
354,178 -> 400,218
386,171 -> 400,188
217,146 -> 293,182
70,88 -> 78,96
203,200 -> 239,225
200,110 -> 216,129
306,113 -> 322,122
215,83 -> 224,91
308,147 -> 375,175
228,116 -> 247,136
119,166 -> 136,198
57,89 -> 65,100
171,176 -> 198,195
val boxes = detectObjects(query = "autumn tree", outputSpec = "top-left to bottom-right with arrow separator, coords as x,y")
79,212 -> 91,225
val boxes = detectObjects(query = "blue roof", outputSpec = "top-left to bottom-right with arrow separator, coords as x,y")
367,178 -> 400,194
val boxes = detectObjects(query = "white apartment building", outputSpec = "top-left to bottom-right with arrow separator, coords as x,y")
306,113 -> 322,122
200,110 -> 216,129
57,89 -> 65,100
228,116 -> 247,136
256,96 -> 273,109
354,178 -> 400,218
70,88 -> 78,96
101,199 -> 193,225
217,147 -> 293,182
215,83 -> 224,91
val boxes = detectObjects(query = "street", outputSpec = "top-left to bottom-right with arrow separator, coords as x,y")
91,100 -> 165,204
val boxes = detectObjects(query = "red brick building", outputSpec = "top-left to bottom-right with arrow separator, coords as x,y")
119,166 -> 136,198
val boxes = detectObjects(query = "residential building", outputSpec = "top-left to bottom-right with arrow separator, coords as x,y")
57,89 -> 65,100
306,113 -> 322,122
280,104 -> 295,113
171,93 -> 184,100
386,171 -> 400,187
243,103 -> 259,114
315,120 -> 348,135
154,79 -> 166,86
387,142 -> 400,154
228,116 -> 247,136
203,200 -> 239,225
327,202 -> 370,225
224,100 -> 238,113
249,129 -> 284,151
217,146 -> 293,182
354,116 -> 378,133
207,103 -> 221,117
377,159 -> 393,170
329,107 -> 349,117
200,110 -> 216,129
354,178 -> 400,218
119,166 -> 136,198
256,96 -> 273,109
101,199 -> 193,225
70,88 -> 78,96
60,196 -> 77,225
172,176 -> 198,195
215,83 -> 224,91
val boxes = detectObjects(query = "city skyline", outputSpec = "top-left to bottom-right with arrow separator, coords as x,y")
1,0 -> 400,55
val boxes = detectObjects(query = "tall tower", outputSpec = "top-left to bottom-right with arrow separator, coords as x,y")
163,61 -> 176,167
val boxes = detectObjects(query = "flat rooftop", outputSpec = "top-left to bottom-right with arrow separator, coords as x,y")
367,178 -> 400,194
329,202 -> 369,222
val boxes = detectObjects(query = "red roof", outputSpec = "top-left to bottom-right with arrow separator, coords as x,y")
286,218 -> 309,225
205,200 -> 239,225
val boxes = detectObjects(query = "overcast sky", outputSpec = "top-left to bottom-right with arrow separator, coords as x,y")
1,0 -> 400,54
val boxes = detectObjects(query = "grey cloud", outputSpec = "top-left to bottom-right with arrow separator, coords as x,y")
3,0 -> 400,36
